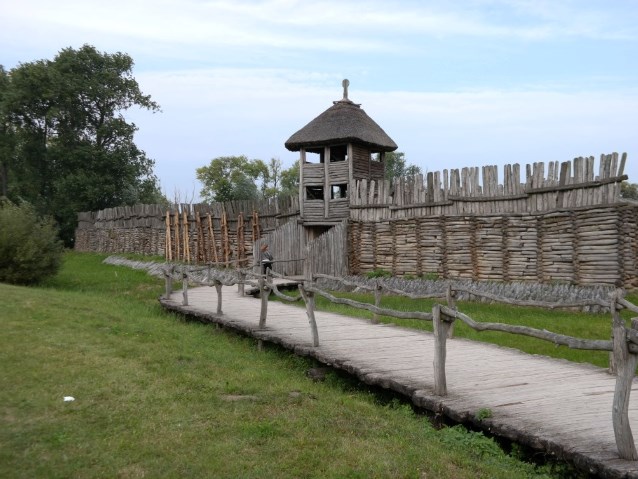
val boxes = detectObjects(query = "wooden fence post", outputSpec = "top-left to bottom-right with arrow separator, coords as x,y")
373,280 -> 382,323
214,280 -> 223,315
164,265 -> 174,299
181,266 -> 188,306
610,289 -> 625,375
299,283 -> 320,347
446,283 -> 456,339
258,276 -> 268,329
238,270 -> 246,296
433,304 -> 452,396
612,306 -> 638,460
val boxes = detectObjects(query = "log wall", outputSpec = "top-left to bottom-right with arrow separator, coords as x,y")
75,153 -> 636,288
349,204 -> 638,288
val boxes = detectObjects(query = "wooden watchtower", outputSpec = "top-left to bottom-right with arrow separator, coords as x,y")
285,79 -> 398,238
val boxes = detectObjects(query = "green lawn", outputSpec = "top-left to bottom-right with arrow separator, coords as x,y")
0,252 -> 570,478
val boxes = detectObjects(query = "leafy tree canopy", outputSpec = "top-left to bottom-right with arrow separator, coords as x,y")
621,181 -> 638,200
382,151 -> 422,180
0,44 -> 164,245
197,156 -> 299,203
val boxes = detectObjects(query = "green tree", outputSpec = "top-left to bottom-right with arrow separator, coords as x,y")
196,155 -> 269,203
0,66 -> 16,197
280,160 -> 299,196
262,157 -> 282,199
381,151 -> 422,180
0,199 -> 63,285
621,181 -> 638,200
1,45 -> 162,244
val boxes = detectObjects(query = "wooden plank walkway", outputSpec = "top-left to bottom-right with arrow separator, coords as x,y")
160,285 -> 638,479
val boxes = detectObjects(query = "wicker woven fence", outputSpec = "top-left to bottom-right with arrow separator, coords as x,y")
75,196 -> 301,265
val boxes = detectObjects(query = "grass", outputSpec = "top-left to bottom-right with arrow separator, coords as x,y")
0,252 -> 571,478
278,288 -> 638,369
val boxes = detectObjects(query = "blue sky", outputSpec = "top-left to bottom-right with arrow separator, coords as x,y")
1,0 -> 637,201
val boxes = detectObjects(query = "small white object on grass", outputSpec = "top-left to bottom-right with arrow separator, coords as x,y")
63,396 -> 75,402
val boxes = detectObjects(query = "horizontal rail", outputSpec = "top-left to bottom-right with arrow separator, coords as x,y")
439,305 -> 613,351
452,286 -> 610,309
306,285 -> 433,321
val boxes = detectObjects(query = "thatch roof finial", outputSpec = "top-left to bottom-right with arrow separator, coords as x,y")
342,79 -> 350,101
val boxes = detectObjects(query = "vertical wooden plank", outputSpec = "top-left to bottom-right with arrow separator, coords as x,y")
443,169 -> 449,200
618,152 -> 627,177
299,148 -> 306,217
427,172 -> 434,204
165,211 -> 172,261
324,146 -> 330,219
585,156 -> 595,182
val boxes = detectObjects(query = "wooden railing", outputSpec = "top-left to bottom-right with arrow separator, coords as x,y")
162,263 -> 638,461
163,260 -> 319,347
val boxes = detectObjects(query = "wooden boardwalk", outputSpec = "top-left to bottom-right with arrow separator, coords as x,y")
160,285 -> 638,478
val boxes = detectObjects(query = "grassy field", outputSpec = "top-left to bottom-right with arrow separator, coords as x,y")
0,252 -> 576,478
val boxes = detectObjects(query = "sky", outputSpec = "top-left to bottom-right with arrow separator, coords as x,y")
1,0 -> 637,201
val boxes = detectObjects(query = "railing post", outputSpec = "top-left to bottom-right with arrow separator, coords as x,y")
299,283 -> 319,347
238,270 -> 246,296
164,265 -> 174,299
433,304 -> 451,396
214,279 -> 223,315
373,280 -> 382,323
258,276 -> 268,329
181,266 -> 188,306
611,299 -> 638,459
446,283 -> 456,339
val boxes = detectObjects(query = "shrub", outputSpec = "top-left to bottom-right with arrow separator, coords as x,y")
0,200 -> 63,285
365,268 -> 392,279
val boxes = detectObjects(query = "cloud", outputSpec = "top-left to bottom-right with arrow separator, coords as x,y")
126,67 -> 638,200
2,0 -> 635,67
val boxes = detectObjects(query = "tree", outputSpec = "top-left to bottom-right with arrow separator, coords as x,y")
621,182 -> 638,200
196,155 -> 268,203
196,156 -> 300,203
280,160 -> 299,196
262,157 -> 282,199
0,199 -> 63,285
1,45 -> 162,244
0,66 -> 15,198
381,151 -> 422,180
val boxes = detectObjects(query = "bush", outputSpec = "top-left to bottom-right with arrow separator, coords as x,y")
0,200 -> 63,285
365,268 -> 392,279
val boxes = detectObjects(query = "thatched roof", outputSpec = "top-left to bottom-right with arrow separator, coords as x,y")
285,93 -> 398,152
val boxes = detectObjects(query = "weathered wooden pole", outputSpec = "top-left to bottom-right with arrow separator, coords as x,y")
181,266 -> 188,306
611,304 -> 638,460
214,280 -> 223,315
372,280 -> 382,323
258,276 -> 268,329
165,211 -> 172,261
446,283 -> 457,339
433,304 -> 452,396
610,289 -> 626,375
238,270 -> 246,296
299,284 -> 319,347
164,265 -> 173,299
